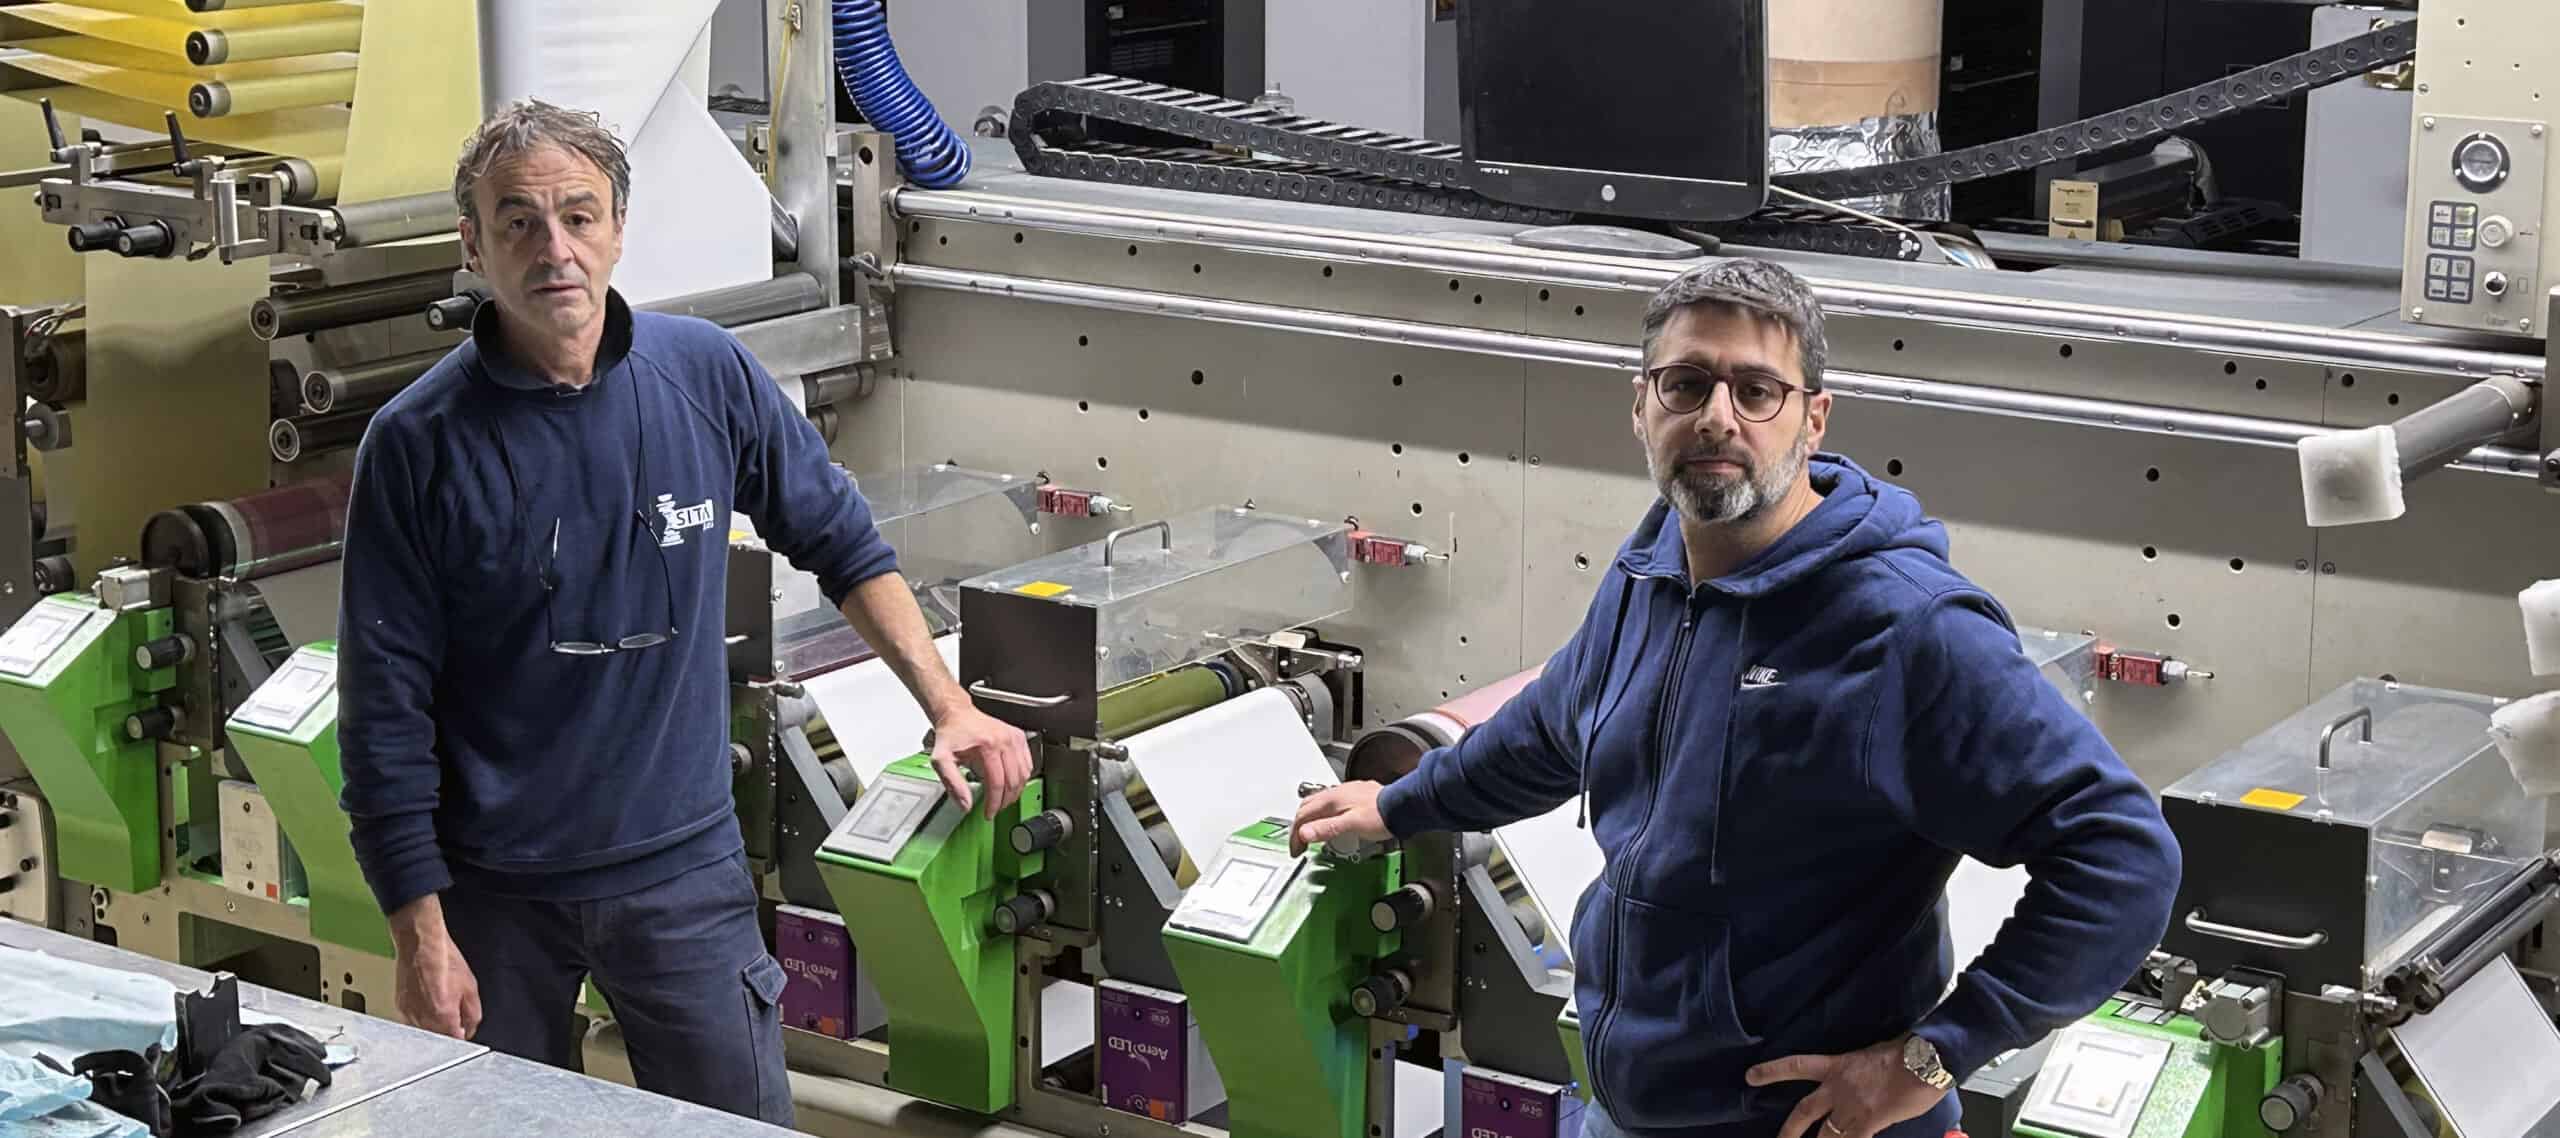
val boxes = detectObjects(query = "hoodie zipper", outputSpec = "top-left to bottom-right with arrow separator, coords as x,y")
1586,583 -> 1699,1120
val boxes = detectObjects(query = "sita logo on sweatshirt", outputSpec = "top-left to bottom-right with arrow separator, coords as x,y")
655,494 -> 717,547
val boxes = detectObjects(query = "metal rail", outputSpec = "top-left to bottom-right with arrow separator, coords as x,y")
894,188 -> 2544,382
892,263 -> 2538,478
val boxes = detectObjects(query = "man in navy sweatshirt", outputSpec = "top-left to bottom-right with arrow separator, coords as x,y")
335,99 -> 1033,1124
1293,259 -> 2180,1138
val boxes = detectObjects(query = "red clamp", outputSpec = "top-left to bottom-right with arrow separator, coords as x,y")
2094,643 -> 2211,686
1037,485 -> 1126,518
1347,531 -> 1447,567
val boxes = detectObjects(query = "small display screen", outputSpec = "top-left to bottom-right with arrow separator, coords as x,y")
1195,857 -> 1277,918
1461,0 -> 1767,185
0,606 -> 85,676
235,655 -> 334,732
852,784 -> 926,843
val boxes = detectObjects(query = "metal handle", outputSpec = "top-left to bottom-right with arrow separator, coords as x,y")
968,679 -> 1071,708
2185,910 -> 2329,950
2317,705 -> 2373,771
1101,520 -> 1171,568
39,97 -> 64,153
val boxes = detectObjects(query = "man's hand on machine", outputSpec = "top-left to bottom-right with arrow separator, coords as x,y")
1750,1035 -> 1946,1138
1289,781 -> 1390,856
931,704 -> 1035,818
388,894 -> 482,1040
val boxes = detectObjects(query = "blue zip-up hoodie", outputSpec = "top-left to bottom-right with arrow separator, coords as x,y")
1377,455 -> 2179,1136
337,290 -> 898,915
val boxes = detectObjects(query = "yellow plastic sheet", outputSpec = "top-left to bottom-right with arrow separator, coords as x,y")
7,33 -> 356,79
6,82 -> 346,170
336,0 -> 478,204
69,251 -> 273,578
0,3 -> 362,60
3,50 -> 349,118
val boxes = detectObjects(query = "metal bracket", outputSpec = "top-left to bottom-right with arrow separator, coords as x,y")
2542,288 -> 2560,490
174,972 -> 242,1077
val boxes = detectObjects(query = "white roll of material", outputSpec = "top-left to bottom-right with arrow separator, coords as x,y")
1124,687 -> 1337,867
799,635 -> 962,788
477,0 -> 772,307
2489,691 -> 2560,797
2298,425 -> 2406,527
2520,581 -> 2560,677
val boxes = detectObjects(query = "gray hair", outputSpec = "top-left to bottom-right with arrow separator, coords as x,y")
452,98 -> 633,224
1639,258 -> 1827,391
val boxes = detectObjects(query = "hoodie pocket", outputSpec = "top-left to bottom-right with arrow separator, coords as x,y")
1592,891 -> 1768,1129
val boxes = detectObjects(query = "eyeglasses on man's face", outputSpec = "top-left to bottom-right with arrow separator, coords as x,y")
1642,363 -> 1803,424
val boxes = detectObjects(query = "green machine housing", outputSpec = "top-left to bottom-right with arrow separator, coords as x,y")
814,753 -> 1046,1114
223,642 -> 390,958
1998,998 -> 2282,1138
0,593 -> 177,893
1161,819 -> 1403,1138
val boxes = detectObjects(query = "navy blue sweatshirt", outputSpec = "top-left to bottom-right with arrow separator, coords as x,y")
338,290 -> 898,914
1377,456 -> 2179,1136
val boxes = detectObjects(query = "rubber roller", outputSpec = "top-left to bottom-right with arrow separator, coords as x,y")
1346,665 -> 1544,782
141,470 -> 353,580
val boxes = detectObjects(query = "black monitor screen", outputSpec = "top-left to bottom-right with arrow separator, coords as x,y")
1458,0 -> 1769,220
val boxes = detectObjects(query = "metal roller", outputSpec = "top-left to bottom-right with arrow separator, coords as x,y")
186,17 -> 361,66
803,364 -> 878,409
140,471 -> 353,580
254,269 -> 458,341
269,413 -> 370,464
188,68 -> 357,119
2390,376 -> 2539,479
427,272 -> 829,333
300,348 -> 447,414
327,192 -> 460,250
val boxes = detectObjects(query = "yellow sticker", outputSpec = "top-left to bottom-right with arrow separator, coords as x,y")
2240,788 -> 2307,811
1015,581 -> 1072,598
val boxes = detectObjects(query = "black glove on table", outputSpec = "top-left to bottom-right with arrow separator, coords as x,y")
169,1023 -> 333,1134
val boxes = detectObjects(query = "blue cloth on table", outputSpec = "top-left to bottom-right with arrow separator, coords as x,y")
0,1054 -> 146,1138
0,946 -> 178,1064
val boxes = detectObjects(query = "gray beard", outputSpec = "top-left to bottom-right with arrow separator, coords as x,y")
1651,426 -> 1812,526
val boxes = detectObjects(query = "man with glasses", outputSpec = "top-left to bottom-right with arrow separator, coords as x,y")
334,99 -> 1033,1125
1293,259 -> 2178,1138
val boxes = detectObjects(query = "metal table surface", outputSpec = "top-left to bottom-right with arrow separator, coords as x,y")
0,921 -> 796,1137
280,1046 -> 800,1138
0,919 -> 482,1136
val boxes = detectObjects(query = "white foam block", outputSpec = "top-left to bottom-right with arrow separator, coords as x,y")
1392,1060 -> 1445,1138
1125,687 -> 1337,866
2298,426 -> 2406,527
1041,979 -> 1096,1069
801,635 -> 962,787
2489,690 -> 2560,797
1496,798 -> 1605,955
2520,581 -> 2560,677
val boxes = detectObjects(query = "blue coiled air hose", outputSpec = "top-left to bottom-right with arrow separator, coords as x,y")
831,0 -> 971,189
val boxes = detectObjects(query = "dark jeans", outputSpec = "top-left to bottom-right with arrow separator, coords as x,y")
441,852 -> 793,1127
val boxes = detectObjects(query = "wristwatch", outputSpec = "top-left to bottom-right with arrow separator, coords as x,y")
1902,1034 -> 1954,1091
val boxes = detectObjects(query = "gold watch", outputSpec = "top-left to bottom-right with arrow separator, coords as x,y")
1903,1034 -> 1954,1091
